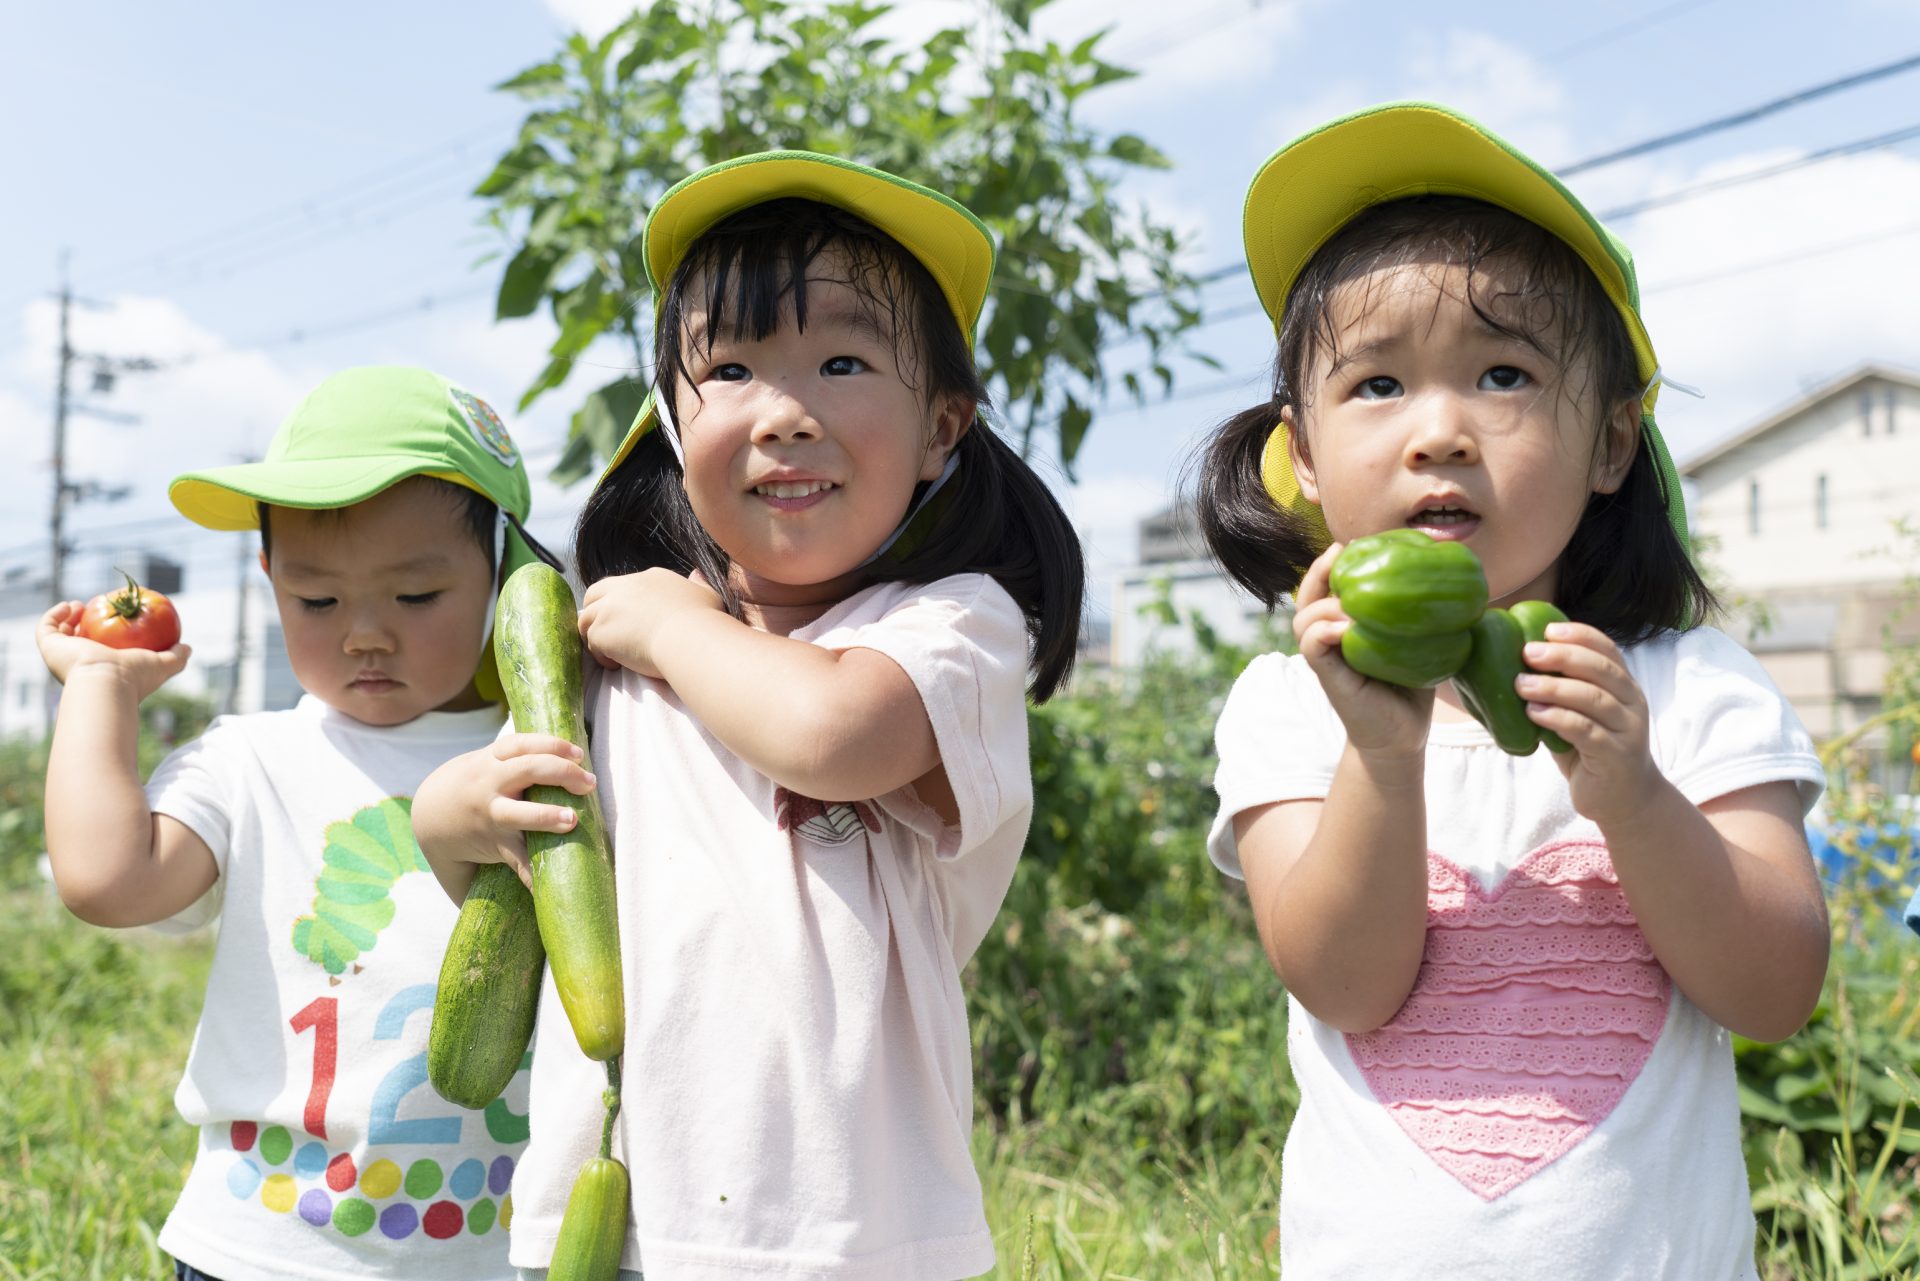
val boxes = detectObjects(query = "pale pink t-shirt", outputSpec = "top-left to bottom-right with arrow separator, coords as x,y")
1208,626 -> 1823,1280
509,574 -> 1031,1281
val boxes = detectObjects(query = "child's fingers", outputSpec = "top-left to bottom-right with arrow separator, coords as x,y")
491,732 -> 584,763
502,752 -> 598,797
487,794 -> 579,836
1293,543 -> 1343,610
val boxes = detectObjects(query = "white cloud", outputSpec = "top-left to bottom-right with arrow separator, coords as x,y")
1626,146 -> 1920,461
533,0 -> 637,38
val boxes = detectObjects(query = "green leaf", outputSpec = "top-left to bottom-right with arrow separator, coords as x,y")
1107,133 -> 1171,169
494,60 -> 567,95
1056,397 -> 1091,475
569,378 -> 652,470
473,142 -> 555,198
495,245 -> 564,320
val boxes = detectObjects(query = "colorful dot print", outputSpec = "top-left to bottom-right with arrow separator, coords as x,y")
219,1120 -> 515,1241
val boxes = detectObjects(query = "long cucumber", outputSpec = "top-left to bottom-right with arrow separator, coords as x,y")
427,862 -> 544,1108
495,563 -> 625,1061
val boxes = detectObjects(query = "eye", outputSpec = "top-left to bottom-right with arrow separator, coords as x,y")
1480,365 -> 1531,390
1356,375 -> 1402,400
297,597 -> 336,613
398,592 -> 444,607
822,355 -> 868,376
711,362 -> 749,382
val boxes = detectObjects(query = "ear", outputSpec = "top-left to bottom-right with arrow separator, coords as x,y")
920,393 -> 974,482
1592,397 -> 1642,495
257,550 -> 270,576
1283,404 -> 1321,505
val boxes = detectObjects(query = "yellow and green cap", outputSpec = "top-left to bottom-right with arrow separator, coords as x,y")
1242,101 -> 1689,549
601,150 -> 996,479
169,364 -> 541,700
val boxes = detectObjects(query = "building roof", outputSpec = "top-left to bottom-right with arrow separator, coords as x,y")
1680,362 -> 1920,475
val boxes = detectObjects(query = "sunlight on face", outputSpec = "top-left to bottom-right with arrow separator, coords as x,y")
1289,258 -> 1635,607
261,480 -> 496,726
668,253 -> 967,610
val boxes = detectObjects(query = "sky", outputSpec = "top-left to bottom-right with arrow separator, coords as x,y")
6,0 -> 1920,632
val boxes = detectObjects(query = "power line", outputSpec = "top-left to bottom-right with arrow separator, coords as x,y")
1560,50 -> 1920,175
1544,0 -> 1721,63
1598,120 -> 1920,220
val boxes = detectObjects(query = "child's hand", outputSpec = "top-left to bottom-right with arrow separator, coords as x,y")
411,735 -> 597,897
1293,543 -> 1434,759
36,600 -> 189,700
1518,622 -> 1661,827
578,568 -> 725,679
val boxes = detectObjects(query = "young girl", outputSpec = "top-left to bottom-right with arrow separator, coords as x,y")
413,152 -> 1083,1280
1196,103 -> 1828,1277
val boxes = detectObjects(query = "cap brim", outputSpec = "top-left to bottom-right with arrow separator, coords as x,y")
1244,101 -> 1658,400
171,457 -> 464,531
644,151 -> 994,341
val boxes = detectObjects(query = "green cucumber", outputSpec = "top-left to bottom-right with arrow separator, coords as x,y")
550,1060 -> 629,1281
428,862 -> 544,1109
496,563 -> 625,1061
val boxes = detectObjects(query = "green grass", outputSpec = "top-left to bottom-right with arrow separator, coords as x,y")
0,892 -> 209,1281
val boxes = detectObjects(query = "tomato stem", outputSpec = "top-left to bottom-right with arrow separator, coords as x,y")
108,570 -> 148,620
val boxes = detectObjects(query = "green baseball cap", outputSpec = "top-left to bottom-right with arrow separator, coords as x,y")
170,365 -> 542,701
601,150 -> 996,480
1243,101 -> 1690,550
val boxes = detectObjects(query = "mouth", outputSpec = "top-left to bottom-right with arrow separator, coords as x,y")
351,673 -> 400,691
1406,500 -> 1480,540
751,478 -> 839,511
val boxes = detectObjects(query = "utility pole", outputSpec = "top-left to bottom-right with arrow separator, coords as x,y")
49,253 -> 72,606
227,452 -> 257,714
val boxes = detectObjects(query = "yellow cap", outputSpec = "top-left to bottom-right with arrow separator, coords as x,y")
1243,101 -> 1687,548
602,151 -> 995,478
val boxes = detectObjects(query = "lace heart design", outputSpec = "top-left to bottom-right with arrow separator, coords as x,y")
774,788 -> 881,847
1346,840 -> 1671,1200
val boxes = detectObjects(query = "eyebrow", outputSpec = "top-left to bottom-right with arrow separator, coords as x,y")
277,553 -> 455,580
686,299 -> 893,351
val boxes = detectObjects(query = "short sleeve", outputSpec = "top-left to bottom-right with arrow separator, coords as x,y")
143,717 -> 243,932
1630,627 -> 1825,816
833,574 -> 1031,862
1207,652 -> 1346,879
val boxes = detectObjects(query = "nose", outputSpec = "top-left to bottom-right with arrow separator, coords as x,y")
344,606 -> 396,656
1404,391 -> 1478,466
751,382 -> 822,445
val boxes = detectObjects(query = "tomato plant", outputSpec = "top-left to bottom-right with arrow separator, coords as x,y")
78,573 -> 181,652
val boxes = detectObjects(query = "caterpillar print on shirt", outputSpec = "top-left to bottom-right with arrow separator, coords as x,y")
292,796 -> 429,976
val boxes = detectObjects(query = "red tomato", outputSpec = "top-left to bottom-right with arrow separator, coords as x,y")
78,573 -> 181,652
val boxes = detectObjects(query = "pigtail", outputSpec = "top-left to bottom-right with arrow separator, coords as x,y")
873,416 -> 1084,703
1191,401 -> 1325,610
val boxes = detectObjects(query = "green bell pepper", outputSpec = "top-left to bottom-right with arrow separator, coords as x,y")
1453,599 -> 1572,755
1329,529 -> 1488,688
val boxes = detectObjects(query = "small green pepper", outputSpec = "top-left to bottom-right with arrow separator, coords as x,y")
1329,530 -> 1488,688
1453,599 -> 1572,755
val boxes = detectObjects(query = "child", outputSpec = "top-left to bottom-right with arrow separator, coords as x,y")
1194,103 -> 1828,1277
39,365 -> 555,1281
411,152 -> 1084,1280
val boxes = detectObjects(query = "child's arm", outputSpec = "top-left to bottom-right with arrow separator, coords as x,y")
37,601 -> 214,928
1231,545 -> 1437,1033
411,734 -> 598,903
1522,623 -> 1828,1043
577,570 -> 947,812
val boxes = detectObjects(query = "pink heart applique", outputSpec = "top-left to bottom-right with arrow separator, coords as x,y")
1346,840 -> 1671,1201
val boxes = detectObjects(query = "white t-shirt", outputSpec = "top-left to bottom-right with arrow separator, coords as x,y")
146,697 -> 528,1281
509,574 -> 1032,1281
1207,626 -> 1823,1280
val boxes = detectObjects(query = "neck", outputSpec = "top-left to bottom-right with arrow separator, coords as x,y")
729,563 -> 868,635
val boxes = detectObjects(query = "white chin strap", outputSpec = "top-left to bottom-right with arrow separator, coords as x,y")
1642,366 -> 1705,402
655,389 -> 959,571
485,507 -> 509,638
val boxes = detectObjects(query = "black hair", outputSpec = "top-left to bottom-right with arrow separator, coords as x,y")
258,474 -> 562,575
1192,195 -> 1715,644
573,197 -> 1085,700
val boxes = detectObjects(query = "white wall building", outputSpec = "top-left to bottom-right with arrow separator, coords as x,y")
1110,505 -> 1276,670
1681,363 -> 1920,739
0,541 -> 298,740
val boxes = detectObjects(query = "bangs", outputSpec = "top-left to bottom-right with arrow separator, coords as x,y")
1286,197 -> 1639,421
657,197 -> 934,403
